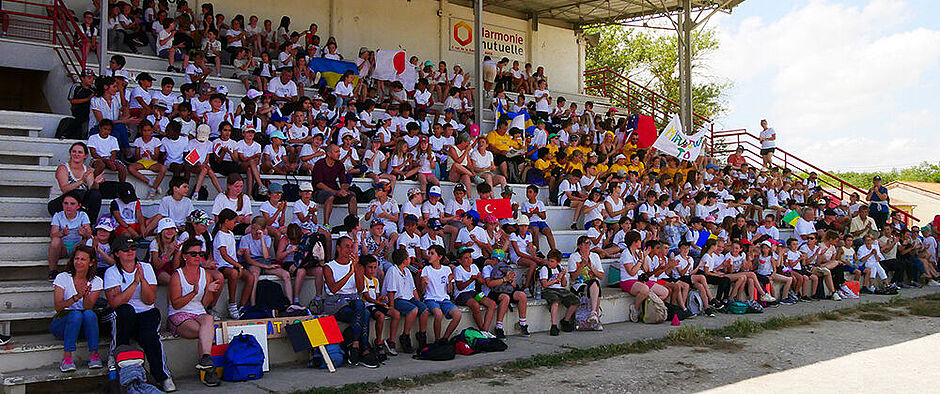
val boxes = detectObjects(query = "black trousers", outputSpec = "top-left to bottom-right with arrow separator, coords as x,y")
112,305 -> 170,382
881,258 -> 908,284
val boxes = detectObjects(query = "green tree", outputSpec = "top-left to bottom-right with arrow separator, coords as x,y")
817,162 -> 940,191
585,26 -> 729,122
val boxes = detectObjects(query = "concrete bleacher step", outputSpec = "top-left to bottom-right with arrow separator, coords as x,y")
0,237 -> 51,261
0,164 -> 57,183
0,125 -> 41,138
0,135 -> 79,165
0,289 -> 635,383
87,62 -> 249,97
0,216 -> 49,237
0,280 -> 50,311
0,180 -> 52,199
0,150 -> 52,166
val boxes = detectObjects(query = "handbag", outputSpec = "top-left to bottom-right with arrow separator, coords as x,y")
281,174 -> 301,202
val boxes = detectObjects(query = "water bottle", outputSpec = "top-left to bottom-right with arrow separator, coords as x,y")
474,292 -> 485,302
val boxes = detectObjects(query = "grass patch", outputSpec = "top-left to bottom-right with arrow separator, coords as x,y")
295,293 -> 940,394
857,313 -> 892,321
908,300 -> 940,317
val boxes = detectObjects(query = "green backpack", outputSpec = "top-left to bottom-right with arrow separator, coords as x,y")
458,327 -> 488,348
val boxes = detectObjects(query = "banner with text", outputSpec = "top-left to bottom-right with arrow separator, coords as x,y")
449,17 -> 526,60
651,114 -> 709,162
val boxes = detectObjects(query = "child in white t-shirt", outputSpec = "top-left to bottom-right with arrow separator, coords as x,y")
420,245 -> 462,342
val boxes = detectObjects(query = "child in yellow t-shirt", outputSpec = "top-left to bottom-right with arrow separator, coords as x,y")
565,150 -> 585,174
625,153 -> 645,175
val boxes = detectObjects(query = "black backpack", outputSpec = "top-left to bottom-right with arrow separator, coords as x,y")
412,342 -> 456,361
292,232 -> 326,269
254,280 -> 290,314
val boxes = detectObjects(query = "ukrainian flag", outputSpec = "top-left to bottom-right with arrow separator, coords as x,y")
308,58 -> 359,89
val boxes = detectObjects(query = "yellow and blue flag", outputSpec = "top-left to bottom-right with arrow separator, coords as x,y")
308,58 -> 359,89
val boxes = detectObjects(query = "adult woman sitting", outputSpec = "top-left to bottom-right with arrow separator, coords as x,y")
51,245 -> 103,372
48,142 -> 104,223
168,238 -> 223,387
104,236 -> 175,392
446,133 -> 474,193
323,236 -> 379,368
568,236 -> 605,326
89,76 -> 136,156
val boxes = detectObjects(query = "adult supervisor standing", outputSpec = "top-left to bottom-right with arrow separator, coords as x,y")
867,175 -> 890,230
758,119 -> 776,168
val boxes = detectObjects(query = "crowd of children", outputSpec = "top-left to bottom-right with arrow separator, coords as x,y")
40,1 -> 940,388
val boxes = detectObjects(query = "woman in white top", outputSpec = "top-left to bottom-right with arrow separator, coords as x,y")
51,245 -> 104,372
470,138 -> 506,189
618,231 -> 657,312
568,236 -> 606,323
324,236 -> 378,366
49,142 -> 104,222
604,182 -> 628,226
446,134 -> 474,193
168,238 -> 223,384
211,173 -> 253,234
89,76 -> 133,154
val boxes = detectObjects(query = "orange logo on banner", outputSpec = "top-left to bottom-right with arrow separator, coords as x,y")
454,21 -> 472,46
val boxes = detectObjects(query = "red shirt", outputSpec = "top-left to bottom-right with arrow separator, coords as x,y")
728,153 -> 746,167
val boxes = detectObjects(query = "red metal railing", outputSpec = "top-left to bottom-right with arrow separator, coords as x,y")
712,129 -> 918,224
0,0 -> 88,82
583,67 -> 712,129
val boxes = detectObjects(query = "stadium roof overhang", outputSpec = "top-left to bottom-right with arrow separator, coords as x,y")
456,0 -> 745,130
449,0 -> 745,30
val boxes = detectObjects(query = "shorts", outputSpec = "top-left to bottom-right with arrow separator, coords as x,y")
366,304 -> 389,318
570,278 -> 600,295
135,158 -> 158,170
529,221 -> 549,231
620,279 -> 656,293
313,189 -> 354,205
756,274 -> 771,286
167,312 -> 201,336
211,160 -> 240,176
812,267 -> 831,276
115,222 -> 141,235
542,288 -> 579,308
392,297 -> 427,317
487,290 -> 521,303
424,299 -> 458,317
760,148 -> 776,156
158,48 -> 184,60
454,291 -> 479,306
64,239 -> 80,255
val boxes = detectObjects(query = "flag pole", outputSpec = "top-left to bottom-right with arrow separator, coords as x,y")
473,0 -> 483,129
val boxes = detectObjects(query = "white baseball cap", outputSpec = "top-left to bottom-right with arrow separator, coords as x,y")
156,217 -> 177,234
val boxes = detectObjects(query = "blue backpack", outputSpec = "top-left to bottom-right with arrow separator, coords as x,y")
222,334 -> 265,382
309,343 -> 344,369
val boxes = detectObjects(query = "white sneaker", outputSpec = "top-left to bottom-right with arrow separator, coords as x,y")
760,293 -> 776,302
228,303 -> 241,319
628,304 -> 639,322
832,292 -> 842,301
587,311 -> 599,325
163,378 -> 177,392
928,280 -> 940,287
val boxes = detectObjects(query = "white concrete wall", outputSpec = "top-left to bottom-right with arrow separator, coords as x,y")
62,0 -> 585,93
888,188 -> 939,227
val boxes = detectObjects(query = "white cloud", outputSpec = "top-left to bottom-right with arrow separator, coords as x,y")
709,0 -> 940,171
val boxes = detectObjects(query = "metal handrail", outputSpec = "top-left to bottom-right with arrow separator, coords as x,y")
712,129 -> 918,224
0,0 -> 87,82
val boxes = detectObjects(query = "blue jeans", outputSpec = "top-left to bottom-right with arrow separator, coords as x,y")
334,299 -> 369,345
50,310 -> 99,352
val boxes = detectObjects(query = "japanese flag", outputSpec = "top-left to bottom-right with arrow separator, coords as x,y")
373,49 -> 406,82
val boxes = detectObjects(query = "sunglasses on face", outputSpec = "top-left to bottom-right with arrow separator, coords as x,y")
184,251 -> 205,258
116,247 -> 134,253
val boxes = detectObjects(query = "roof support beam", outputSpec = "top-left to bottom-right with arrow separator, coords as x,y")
474,0 -> 484,128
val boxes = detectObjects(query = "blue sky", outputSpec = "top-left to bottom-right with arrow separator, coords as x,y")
703,0 -> 940,171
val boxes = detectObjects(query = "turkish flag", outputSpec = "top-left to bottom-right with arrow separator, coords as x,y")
637,115 -> 657,148
476,198 -> 512,219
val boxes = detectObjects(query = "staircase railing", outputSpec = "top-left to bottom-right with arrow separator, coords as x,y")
0,0 -> 88,82
583,67 -> 712,130
712,129 -> 918,225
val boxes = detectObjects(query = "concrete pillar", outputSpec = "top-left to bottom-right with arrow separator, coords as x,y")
439,0 -> 448,61
98,0 -> 108,75
473,0 -> 483,127
678,0 -> 694,132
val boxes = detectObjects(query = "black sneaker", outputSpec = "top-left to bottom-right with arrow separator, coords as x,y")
518,324 -> 530,337
200,369 -> 220,387
550,325 -> 560,336
195,354 -> 214,370
493,327 -> 506,339
560,318 -> 574,332
347,346 -> 360,366
358,350 -> 380,369
415,331 -> 428,350
399,334 -> 414,354
0,334 -> 10,345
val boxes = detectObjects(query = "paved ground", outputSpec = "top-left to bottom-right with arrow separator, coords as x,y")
403,307 -> 940,393
175,287 -> 940,393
